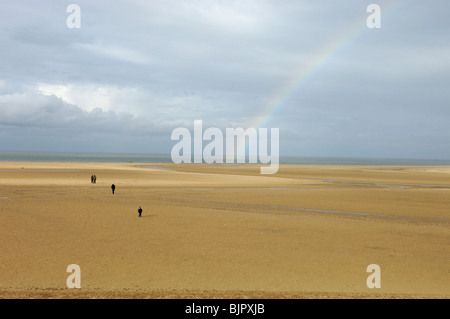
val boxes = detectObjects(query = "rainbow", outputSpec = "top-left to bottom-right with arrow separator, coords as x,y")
249,1 -> 404,130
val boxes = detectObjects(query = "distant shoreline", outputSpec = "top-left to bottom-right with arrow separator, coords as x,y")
1,151 -> 450,166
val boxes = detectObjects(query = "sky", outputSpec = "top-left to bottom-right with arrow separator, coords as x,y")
0,0 -> 449,159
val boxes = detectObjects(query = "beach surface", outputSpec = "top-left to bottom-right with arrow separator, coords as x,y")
0,162 -> 449,299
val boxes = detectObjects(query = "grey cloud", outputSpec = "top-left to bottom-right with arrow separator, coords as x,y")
0,0 -> 449,158
0,91 -> 166,136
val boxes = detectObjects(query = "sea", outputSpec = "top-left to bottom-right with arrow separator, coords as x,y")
1,151 -> 450,166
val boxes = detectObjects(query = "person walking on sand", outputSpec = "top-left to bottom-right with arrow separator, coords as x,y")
138,206 -> 143,217
111,184 -> 116,194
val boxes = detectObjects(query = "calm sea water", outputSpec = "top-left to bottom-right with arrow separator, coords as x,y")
1,151 -> 450,166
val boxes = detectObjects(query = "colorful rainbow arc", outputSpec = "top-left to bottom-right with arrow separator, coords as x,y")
250,1 -> 404,130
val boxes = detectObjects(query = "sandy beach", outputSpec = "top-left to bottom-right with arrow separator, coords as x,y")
0,162 -> 449,299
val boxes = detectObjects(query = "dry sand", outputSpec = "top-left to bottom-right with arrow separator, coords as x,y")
0,162 -> 449,299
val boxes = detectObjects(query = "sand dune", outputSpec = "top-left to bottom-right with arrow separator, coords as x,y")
0,162 -> 449,298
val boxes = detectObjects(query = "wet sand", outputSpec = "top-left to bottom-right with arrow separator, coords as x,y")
0,162 -> 449,298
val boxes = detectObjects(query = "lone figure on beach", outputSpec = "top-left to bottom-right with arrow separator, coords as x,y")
138,206 -> 142,217
111,184 -> 116,194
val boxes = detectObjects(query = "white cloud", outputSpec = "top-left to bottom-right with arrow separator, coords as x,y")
36,83 -> 142,114
72,42 -> 151,65
0,91 -> 163,135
